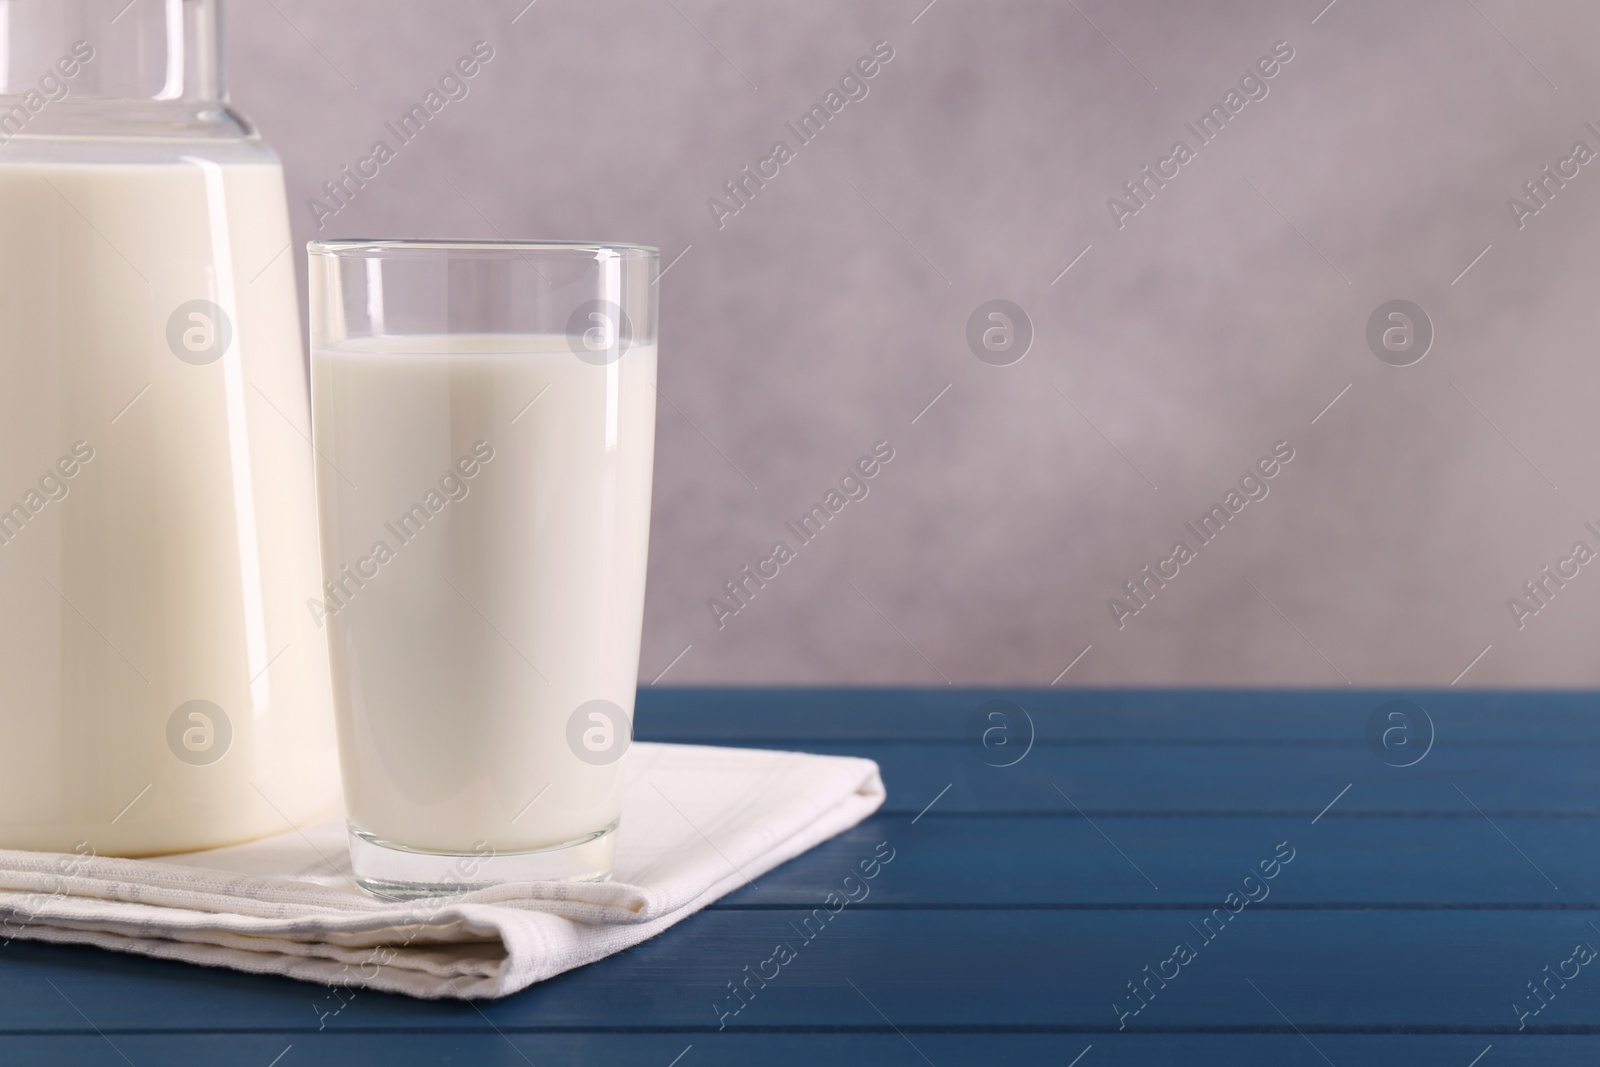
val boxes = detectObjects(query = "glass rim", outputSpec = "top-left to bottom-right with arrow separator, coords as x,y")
307,238 -> 658,257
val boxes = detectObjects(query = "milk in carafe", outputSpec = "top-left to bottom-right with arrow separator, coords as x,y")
0,0 -> 340,855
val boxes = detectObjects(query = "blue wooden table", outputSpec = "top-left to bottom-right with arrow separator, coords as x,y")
3,688 -> 1599,1065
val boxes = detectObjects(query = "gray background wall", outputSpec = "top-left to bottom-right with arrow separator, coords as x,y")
231,0 -> 1600,687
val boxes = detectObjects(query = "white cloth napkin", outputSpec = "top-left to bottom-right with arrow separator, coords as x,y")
0,743 -> 885,1000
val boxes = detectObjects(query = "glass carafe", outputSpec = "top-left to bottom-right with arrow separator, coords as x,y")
0,0 -> 340,855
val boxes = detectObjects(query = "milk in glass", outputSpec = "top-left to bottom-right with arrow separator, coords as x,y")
310,334 -> 656,854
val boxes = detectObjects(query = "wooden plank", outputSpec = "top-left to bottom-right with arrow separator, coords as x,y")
637,688 -> 1600,743
0,1032 -> 1587,1067
8,910 -> 1600,1032
728,739 -> 1600,815
714,812 -> 1599,906
354,909 -> 1600,1032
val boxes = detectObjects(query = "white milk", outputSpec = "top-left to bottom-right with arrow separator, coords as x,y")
311,335 -> 656,853
0,158 -> 341,855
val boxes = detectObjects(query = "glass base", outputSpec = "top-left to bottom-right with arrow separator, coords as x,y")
348,821 -> 617,900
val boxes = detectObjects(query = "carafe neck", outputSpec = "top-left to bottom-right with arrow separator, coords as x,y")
0,0 -> 245,139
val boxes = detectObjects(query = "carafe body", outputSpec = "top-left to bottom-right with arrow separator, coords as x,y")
0,0 -> 340,855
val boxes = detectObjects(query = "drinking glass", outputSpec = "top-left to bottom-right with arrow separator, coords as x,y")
307,239 -> 657,897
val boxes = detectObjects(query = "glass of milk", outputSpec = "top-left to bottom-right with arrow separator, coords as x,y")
308,240 -> 658,897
